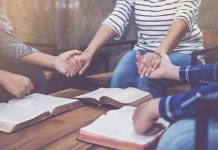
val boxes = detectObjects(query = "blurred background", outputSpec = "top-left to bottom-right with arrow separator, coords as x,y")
6,0 -> 218,91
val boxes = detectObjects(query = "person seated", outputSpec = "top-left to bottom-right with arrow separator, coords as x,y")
0,0 -> 80,99
132,51 -> 218,150
67,0 -> 204,98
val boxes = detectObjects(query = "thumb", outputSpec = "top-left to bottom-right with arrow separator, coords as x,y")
136,51 -> 142,68
79,62 -> 90,75
136,51 -> 142,62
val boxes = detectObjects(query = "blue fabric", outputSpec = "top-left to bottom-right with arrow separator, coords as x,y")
160,64 -> 218,122
110,50 -> 195,97
157,119 -> 218,150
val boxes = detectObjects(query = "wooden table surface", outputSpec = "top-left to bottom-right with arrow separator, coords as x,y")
0,89 -> 112,150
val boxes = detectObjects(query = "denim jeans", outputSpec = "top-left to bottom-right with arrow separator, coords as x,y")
157,119 -> 218,150
110,50 -> 202,97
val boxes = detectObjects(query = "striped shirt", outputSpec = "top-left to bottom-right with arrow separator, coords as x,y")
0,0 -> 37,61
103,0 -> 204,54
159,64 -> 218,122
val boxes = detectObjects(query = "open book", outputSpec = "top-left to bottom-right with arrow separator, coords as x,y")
79,106 -> 169,150
75,87 -> 151,108
0,93 -> 82,133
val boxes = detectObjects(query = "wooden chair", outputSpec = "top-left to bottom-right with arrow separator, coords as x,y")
85,29 -> 218,95
195,92 -> 218,150
202,29 -> 218,48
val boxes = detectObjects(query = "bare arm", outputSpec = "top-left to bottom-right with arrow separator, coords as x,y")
158,18 -> 188,54
85,24 -> 116,56
0,70 -> 33,99
20,51 -> 56,68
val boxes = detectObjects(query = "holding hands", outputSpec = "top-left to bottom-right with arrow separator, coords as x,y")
136,50 -> 179,80
53,50 -> 82,77
65,49 -> 94,77
136,50 -> 162,78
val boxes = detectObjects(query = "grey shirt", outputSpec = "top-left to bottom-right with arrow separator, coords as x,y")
0,0 -> 37,61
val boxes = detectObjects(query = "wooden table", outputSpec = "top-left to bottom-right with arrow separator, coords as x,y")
86,72 -> 190,95
0,89 -> 111,150
86,72 -> 112,88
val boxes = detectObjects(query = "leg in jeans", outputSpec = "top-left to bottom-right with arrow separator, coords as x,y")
157,119 -> 218,150
110,50 -> 138,88
0,57 -> 47,99
110,50 -> 197,97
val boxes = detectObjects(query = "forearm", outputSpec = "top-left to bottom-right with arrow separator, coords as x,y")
0,70 -> 6,85
158,18 -> 188,54
179,64 -> 218,84
163,63 -> 218,84
164,64 -> 181,81
0,70 -> 11,85
85,24 -> 116,55
20,51 -> 56,68
159,82 -> 218,122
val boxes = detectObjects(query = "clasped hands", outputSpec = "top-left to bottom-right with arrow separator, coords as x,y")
60,49 -> 93,77
136,50 -> 163,78
62,49 -> 170,78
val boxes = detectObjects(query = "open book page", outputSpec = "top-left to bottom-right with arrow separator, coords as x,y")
8,93 -> 80,114
109,87 -> 150,103
80,106 -> 169,145
0,102 -> 49,132
76,88 -> 150,104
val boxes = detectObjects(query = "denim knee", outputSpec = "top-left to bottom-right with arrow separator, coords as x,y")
157,119 -> 195,150
134,76 -> 164,97
110,50 -> 138,88
157,119 -> 218,150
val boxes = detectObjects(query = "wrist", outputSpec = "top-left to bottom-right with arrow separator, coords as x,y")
0,70 -> 10,86
0,70 -> 4,85
85,47 -> 96,57
165,64 -> 180,80
156,45 -> 170,54
50,56 -> 57,69
147,99 -> 161,119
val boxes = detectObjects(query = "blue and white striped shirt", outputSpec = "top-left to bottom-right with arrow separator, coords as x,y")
103,0 -> 204,54
159,64 -> 218,122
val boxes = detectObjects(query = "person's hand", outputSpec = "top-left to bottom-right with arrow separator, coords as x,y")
132,99 -> 161,134
148,51 -> 172,79
53,50 -> 82,76
136,51 -> 162,78
65,56 -> 81,77
0,71 -> 34,99
73,49 -> 94,75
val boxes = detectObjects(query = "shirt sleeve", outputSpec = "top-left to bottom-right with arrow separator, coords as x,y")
179,64 -> 218,85
175,0 -> 201,31
159,63 -> 218,122
102,0 -> 134,40
0,28 -> 38,61
159,82 -> 218,122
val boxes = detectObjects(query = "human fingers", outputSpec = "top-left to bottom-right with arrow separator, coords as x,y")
146,54 -> 160,76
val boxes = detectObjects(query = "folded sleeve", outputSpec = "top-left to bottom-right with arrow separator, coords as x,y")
175,0 -> 201,31
159,82 -> 218,122
102,0 -> 134,40
179,64 -> 218,85
0,28 -> 37,62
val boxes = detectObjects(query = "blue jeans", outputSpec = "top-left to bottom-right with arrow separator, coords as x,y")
110,50 -> 201,97
157,119 -> 218,150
